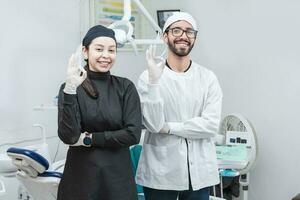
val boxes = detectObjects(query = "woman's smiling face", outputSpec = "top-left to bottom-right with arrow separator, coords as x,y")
83,36 -> 117,72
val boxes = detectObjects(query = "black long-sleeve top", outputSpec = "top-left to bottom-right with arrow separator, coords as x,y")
57,69 -> 142,200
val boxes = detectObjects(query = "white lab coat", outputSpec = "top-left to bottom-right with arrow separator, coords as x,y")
136,62 -> 223,191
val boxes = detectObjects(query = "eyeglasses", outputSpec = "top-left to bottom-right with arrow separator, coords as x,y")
166,27 -> 198,39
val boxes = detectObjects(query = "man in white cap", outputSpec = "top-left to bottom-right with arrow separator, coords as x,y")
136,12 -> 223,200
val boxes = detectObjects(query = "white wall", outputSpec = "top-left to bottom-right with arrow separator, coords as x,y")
183,0 -> 300,199
0,0 -> 82,142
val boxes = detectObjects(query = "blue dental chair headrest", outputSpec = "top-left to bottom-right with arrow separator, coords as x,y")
7,147 -> 49,169
7,147 -> 62,178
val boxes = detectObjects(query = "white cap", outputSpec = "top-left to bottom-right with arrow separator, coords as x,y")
162,12 -> 198,33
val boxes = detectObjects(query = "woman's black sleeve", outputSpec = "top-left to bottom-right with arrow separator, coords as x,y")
57,84 -> 82,145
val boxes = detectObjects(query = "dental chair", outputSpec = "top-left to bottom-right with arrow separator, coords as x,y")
7,146 -> 145,200
6,147 -> 63,200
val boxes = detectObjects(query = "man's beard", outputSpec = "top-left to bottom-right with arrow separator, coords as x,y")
168,38 -> 194,57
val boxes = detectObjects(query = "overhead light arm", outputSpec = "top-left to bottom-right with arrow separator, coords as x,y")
122,0 -> 131,21
108,0 -> 164,54
132,0 -> 162,34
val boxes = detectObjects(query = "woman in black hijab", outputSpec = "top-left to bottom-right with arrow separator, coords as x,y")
57,25 -> 142,200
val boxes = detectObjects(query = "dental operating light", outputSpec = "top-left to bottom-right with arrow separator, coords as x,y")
108,0 -> 164,54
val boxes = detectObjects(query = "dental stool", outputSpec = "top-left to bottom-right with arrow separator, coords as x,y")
7,147 -> 62,200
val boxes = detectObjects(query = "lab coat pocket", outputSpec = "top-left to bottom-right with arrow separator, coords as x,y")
141,144 -> 168,175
